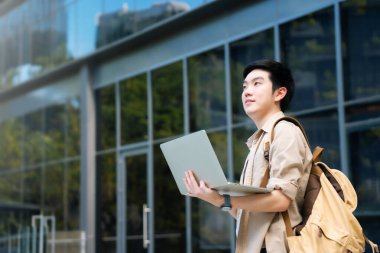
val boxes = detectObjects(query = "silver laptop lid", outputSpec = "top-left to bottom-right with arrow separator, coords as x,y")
160,130 -> 229,195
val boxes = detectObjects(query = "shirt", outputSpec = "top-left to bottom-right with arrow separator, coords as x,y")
235,111 -> 313,253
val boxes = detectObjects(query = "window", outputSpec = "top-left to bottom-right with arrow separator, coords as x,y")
188,47 -> 226,131
281,7 -> 336,111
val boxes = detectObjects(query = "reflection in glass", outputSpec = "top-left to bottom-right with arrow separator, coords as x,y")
44,163 -> 65,230
126,154 -> 147,253
208,131 -> 228,174
0,118 -> 23,170
193,201 -> 231,252
96,84 -> 116,151
281,7 -> 336,111
152,61 -> 184,139
298,112 -> 340,168
0,0 -> 212,89
230,29 -> 274,123
341,0 -> 380,100
67,160 -> 80,230
358,217 -> 380,251
120,75 -> 148,145
346,103 -> 380,122
96,153 -> 117,253
188,47 -> 226,131
24,110 -> 44,166
96,2 -> 189,48
67,97 -> 81,157
23,168 -> 41,205
349,127 -> 380,213
45,104 -> 66,161
0,172 -> 22,203
154,144 -> 186,253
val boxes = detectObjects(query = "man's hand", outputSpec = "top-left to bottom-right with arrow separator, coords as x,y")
183,170 -> 224,207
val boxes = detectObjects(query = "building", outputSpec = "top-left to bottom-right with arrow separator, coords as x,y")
0,0 -> 379,252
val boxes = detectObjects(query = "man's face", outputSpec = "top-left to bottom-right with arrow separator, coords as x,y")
241,69 -> 277,120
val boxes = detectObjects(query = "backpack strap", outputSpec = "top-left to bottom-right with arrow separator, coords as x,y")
261,116 -> 321,237
261,116 -> 311,187
365,235 -> 380,253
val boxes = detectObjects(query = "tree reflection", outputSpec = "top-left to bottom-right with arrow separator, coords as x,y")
188,47 -> 226,131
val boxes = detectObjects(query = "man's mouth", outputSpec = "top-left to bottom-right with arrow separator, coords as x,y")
245,99 -> 255,105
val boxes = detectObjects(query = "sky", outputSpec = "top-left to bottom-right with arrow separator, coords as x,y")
67,0 -> 212,58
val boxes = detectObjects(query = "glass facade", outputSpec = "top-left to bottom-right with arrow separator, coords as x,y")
1,0 -> 380,252
0,80 -> 81,251
0,0 -> 214,90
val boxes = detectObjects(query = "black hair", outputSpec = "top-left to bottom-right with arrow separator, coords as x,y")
243,59 -> 295,111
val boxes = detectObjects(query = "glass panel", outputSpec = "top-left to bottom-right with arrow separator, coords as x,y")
67,97 -> 81,157
208,131 -> 228,174
95,2 -> 190,49
75,0 -> 102,56
0,171 -> 22,203
44,163 -> 65,230
96,153 -> 117,253
126,154 -> 147,253
346,102 -> 380,122
280,7 -> 336,111
298,111 -> 341,168
192,201 -> 231,253
358,217 -> 380,251
349,127 -> 380,213
24,110 -> 44,166
120,75 -> 148,145
154,144 -> 186,253
188,47 -> 226,131
67,160 -> 80,230
0,118 -> 23,170
96,84 -> 116,151
341,0 -> 380,100
229,29 -> 275,123
23,168 -> 42,205
45,104 -> 66,161
152,61 -> 184,139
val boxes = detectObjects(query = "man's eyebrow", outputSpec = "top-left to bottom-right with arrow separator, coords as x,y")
243,76 -> 265,83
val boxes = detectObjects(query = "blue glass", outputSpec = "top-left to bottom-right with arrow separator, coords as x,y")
341,0 -> 380,101
188,47 -> 226,131
297,112 -> 341,169
152,61 -> 183,139
281,7 -> 337,111
96,153 -> 117,253
95,84 -> 116,151
0,0 -> 215,88
349,127 -> 380,213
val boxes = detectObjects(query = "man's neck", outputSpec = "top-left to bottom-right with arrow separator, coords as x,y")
252,108 -> 282,129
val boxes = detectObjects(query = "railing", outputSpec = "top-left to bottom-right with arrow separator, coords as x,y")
0,214 -> 86,253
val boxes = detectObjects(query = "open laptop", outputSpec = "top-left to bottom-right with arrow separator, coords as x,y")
160,130 -> 272,196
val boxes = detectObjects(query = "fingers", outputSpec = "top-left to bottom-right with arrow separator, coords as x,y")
183,170 -> 213,197
183,170 -> 196,195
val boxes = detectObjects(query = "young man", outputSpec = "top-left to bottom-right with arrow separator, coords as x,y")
184,59 -> 313,253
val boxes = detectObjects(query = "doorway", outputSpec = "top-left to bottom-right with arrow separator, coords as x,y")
117,149 -> 153,253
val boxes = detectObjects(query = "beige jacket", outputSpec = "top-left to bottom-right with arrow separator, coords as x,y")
236,111 -> 313,253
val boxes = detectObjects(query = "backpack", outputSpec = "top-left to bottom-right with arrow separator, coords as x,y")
261,116 -> 379,253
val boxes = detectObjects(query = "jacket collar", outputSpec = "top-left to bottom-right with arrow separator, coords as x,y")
246,111 -> 285,148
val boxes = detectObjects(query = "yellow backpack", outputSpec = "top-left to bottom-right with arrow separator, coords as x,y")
263,116 -> 379,253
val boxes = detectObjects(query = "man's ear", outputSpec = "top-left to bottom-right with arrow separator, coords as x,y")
274,87 -> 287,102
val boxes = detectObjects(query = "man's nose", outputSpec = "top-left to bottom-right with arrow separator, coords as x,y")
243,85 -> 253,96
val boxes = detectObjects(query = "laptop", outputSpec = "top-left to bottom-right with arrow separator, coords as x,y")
160,130 -> 272,196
